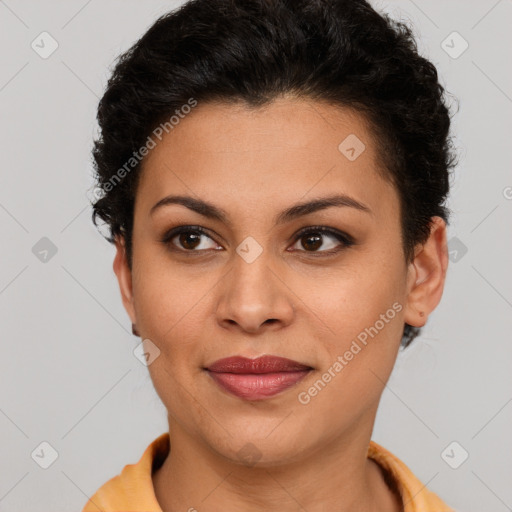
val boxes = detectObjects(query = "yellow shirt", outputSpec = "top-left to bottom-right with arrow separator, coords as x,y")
82,433 -> 455,511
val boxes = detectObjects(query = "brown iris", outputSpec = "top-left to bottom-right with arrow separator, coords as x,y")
179,232 -> 202,250
301,233 -> 322,251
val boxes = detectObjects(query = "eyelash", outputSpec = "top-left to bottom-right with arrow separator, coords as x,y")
160,225 -> 355,256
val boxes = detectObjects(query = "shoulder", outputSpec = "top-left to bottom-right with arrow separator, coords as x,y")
368,440 -> 456,511
81,432 -> 169,512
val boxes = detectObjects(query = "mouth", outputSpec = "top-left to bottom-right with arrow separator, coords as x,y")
204,355 -> 313,401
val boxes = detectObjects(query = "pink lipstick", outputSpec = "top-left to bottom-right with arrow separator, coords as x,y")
205,355 -> 312,401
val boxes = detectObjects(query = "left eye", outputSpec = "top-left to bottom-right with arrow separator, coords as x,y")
290,227 -> 353,254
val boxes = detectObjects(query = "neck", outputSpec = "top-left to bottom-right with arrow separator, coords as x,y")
153,418 -> 401,512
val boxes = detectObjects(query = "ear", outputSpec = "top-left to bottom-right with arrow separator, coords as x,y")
403,216 -> 449,328
113,235 -> 137,325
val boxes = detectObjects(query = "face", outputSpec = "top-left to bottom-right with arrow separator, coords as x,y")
114,97 -> 446,465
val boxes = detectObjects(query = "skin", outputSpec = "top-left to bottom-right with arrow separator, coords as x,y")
113,96 -> 448,512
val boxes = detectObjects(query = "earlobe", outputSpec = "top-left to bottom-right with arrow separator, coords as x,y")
113,235 -> 137,325
403,217 -> 449,328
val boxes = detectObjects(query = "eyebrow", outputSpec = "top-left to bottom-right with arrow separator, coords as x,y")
150,193 -> 372,224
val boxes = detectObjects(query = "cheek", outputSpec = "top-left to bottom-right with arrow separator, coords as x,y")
308,245 -> 407,380
294,269 -> 405,435
131,248 -> 210,359
131,254 -> 213,418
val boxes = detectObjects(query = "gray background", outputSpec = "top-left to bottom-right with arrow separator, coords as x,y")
0,0 -> 511,510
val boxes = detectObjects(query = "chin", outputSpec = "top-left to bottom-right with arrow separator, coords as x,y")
206,427 -> 311,468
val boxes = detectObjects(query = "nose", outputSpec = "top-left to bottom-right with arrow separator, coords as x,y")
215,249 -> 295,334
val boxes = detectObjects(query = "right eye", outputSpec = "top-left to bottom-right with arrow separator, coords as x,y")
161,226 -> 222,253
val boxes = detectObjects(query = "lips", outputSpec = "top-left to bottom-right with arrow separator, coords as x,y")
207,355 -> 312,373
205,355 -> 313,400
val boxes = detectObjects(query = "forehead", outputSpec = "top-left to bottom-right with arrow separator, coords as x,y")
135,97 -> 397,222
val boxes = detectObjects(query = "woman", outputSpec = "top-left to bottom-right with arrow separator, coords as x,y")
84,0 -> 458,510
